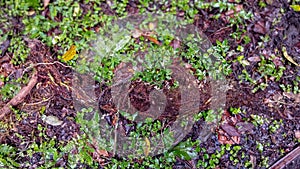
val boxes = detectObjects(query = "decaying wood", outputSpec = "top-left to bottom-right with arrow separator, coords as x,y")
0,71 -> 38,120
269,146 -> 300,169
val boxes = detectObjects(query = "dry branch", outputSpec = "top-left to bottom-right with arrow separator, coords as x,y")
0,71 -> 38,120
269,146 -> 300,169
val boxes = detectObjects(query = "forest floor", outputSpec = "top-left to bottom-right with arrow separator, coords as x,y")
0,0 -> 300,168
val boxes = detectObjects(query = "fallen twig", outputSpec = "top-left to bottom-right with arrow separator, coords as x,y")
0,71 -> 38,120
269,146 -> 300,169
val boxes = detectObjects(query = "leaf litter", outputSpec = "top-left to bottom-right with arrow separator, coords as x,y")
1,0 -> 300,168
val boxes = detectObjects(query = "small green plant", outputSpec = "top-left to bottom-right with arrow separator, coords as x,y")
238,69 -> 256,84
229,107 -> 243,115
16,122 -> 98,168
132,118 -> 163,137
108,152 -> 175,169
195,1 -> 234,12
182,38 -> 232,80
280,76 -> 300,94
251,114 -> 268,127
258,56 -> 285,81
111,0 -> 129,16
259,156 -> 269,168
169,138 -> 198,160
268,119 -> 282,133
7,37 -> 30,65
77,107 -> 199,168
0,83 -> 20,101
0,107 -> 99,168
0,0 -> 41,17
229,145 -> 242,165
0,144 -> 20,168
133,68 -> 172,88
0,73 -> 30,102
197,144 -> 251,169
258,0 -> 267,8
21,0 -> 107,56
229,10 -> 253,27
238,54 -> 286,93
194,109 -> 219,123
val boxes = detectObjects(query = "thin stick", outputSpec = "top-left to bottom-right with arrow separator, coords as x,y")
269,146 -> 300,169
0,71 -> 38,119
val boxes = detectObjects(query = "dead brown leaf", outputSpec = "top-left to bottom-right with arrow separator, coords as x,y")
253,21 -> 267,34
221,123 -> 241,137
236,122 -> 254,134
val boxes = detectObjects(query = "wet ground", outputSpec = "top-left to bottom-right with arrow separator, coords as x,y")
0,0 -> 300,168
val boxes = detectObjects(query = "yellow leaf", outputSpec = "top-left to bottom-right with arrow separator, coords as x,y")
62,45 -> 76,61
143,137 -> 151,157
290,5 -> 300,12
282,46 -> 299,67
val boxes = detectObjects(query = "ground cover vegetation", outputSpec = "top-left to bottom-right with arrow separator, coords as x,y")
0,0 -> 300,168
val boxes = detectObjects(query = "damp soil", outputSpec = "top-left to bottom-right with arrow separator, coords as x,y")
0,0 -> 300,168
